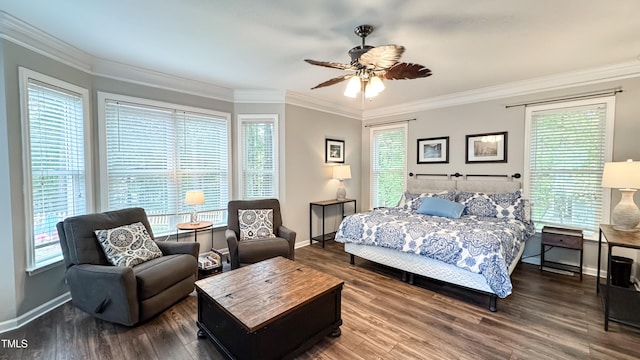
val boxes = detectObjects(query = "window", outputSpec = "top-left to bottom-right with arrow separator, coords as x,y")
370,124 -> 407,208
98,93 -> 231,234
525,97 -> 614,238
237,114 -> 278,199
19,68 -> 92,271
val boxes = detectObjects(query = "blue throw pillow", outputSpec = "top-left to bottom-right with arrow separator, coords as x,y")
416,197 -> 466,219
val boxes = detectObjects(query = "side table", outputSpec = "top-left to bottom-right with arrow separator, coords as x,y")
176,221 -> 213,242
540,226 -> 583,280
309,199 -> 356,248
597,225 -> 640,331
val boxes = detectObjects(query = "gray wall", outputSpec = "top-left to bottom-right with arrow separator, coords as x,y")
284,104 -> 362,245
361,77 -> 640,276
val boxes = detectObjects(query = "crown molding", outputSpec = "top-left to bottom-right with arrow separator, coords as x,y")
364,60 -> 640,120
92,58 -> 234,102
0,11 -> 92,72
284,91 -> 362,119
234,89 -> 286,103
0,11 -> 234,102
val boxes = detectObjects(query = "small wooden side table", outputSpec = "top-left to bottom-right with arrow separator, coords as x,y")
540,226 -> 583,280
176,221 -> 213,242
309,199 -> 356,248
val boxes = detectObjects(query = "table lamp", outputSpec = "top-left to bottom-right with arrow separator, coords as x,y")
185,190 -> 205,224
333,165 -> 351,200
602,160 -> 640,231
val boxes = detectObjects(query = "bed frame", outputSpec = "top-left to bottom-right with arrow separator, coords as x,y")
345,173 -> 526,312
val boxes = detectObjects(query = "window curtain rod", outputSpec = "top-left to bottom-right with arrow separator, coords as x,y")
505,88 -> 623,108
364,118 -> 416,128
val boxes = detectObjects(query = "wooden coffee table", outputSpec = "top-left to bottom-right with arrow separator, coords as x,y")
195,256 -> 344,360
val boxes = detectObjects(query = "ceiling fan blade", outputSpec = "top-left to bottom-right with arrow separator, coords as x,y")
310,74 -> 354,90
381,62 -> 432,80
304,59 -> 356,70
358,45 -> 405,70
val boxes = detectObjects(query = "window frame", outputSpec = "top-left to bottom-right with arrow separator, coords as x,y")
236,114 -> 279,200
369,123 -> 408,209
97,92 -> 232,235
524,96 -> 615,240
19,67 -> 93,272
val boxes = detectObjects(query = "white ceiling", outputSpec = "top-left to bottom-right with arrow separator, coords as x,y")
1,0 -> 639,112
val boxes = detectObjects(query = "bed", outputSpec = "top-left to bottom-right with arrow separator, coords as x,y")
334,176 -> 535,311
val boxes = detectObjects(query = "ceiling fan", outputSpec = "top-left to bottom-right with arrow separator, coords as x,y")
305,24 -> 432,99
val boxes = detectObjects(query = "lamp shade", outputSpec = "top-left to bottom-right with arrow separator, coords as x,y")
602,160 -> 640,189
185,190 -> 205,205
333,165 -> 352,180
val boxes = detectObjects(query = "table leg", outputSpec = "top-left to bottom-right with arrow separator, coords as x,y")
597,229 -> 603,293
605,245 -> 612,331
309,204 -> 313,245
321,206 -> 325,248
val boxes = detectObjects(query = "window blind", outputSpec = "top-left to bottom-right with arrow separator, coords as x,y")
527,101 -> 611,237
104,99 -> 230,233
240,118 -> 276,199
371,125 -> 406,208
26,79 -> 87,267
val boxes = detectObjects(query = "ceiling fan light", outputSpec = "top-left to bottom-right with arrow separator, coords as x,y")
344,76 -> 361,98
369,76 -> 385,94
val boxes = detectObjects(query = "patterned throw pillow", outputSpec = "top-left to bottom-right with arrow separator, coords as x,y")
95,222 -> 162,267
238,209 -> 276,240
457,190 -> 525,220
403,190 -> 457,212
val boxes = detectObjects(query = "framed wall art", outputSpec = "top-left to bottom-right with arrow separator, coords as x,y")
417,136 -> 449,164
325,138 -> 345,163
465,131 -> 507,163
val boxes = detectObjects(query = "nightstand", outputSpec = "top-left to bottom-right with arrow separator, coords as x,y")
309,199 -> 356,248
540,226 -> 583,280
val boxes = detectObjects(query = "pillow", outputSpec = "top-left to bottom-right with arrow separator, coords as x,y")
402,190 -> 457,212
416,197 -> 466,219
457,192 -> 498,217
95,222 -> 162,267
238,209 -> 276,240
457,190 -> 525,220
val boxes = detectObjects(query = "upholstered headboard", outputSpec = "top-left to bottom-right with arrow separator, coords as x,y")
407,179 -> 521,194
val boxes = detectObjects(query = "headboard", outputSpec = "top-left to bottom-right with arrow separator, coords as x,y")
407,173 -> 521,194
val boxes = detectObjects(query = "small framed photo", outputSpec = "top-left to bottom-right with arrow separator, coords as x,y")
325,138 -> 345,163
465,131 -> 508,163
417,137 -> 449,164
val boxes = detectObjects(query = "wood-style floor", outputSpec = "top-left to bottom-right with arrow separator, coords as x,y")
2,240 -> 640,360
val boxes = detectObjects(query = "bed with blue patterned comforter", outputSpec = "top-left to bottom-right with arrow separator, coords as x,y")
335,207 -> 535,298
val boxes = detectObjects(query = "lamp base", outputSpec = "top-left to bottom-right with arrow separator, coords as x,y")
612,189 -> 640,231
190,208 -> 199,225
336,180 -> 346,201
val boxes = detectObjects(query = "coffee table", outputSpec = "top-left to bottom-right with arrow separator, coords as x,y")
195,256 -> 344,360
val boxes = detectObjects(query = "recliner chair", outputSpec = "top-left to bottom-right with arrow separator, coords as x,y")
226,199 -> 296,269
57,207 -> 199,326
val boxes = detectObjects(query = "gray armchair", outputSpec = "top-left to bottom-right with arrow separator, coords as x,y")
57,207 -> 199,326
226,199 -> 296,269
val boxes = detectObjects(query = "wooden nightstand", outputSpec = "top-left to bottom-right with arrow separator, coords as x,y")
540,226 -> 584,280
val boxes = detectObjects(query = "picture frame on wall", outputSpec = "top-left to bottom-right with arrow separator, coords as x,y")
465,131 -> 508,163
417,136 -> 449,164
325,138 -> 345,163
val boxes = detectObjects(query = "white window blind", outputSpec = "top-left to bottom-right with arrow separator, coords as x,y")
238,114 -> 278,199
525,97 -> 614,238
20,68 -> 91,270
101,94 -> 231,233
370,124 -> 407,208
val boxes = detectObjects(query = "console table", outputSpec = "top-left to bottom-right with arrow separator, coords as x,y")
309,199 -> 356,248
597,224 -> 640,331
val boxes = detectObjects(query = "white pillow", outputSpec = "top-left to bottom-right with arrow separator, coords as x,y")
95,222 -> 162,267
238,209 -> 276,240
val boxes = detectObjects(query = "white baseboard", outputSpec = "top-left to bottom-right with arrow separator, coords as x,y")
0,292 -> 71,334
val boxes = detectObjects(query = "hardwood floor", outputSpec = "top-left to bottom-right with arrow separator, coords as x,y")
2,240 -> 640,359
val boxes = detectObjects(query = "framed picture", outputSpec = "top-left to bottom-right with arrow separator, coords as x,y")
325,138 -> 345,163
417,136 -> 449,164
465,131 -> 507,163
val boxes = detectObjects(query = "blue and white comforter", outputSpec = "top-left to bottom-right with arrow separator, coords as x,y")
335,208 -> 535,298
